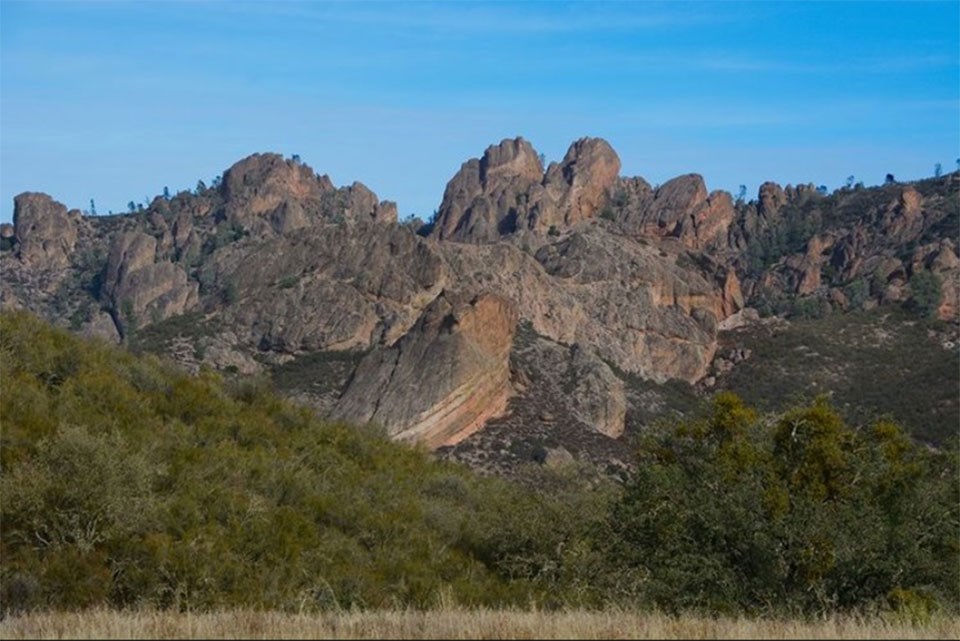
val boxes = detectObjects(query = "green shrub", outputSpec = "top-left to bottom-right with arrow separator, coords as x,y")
907,270 -> 942,318
842,278 -> 869,309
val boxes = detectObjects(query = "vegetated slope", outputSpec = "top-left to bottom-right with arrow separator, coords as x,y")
708,308 -> 959,446
2,312 -> 957,618
0,311 -> 615,613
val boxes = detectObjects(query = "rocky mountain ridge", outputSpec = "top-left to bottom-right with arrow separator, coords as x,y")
2,138 -> 956,468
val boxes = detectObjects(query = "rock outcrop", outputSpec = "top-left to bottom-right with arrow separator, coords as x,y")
610,174 -> 735,250
13,193 -> 80,269
432,137 -> 620,242
432,137 -> 544,242
220,153 -> 397,235
206,222 -> 721,390
341,182 -> 398,224
913,239 -> 960,321
3,140 -> 955,463
533,137 -> 621,230
445,229 -> 720,382
221,153 -> 330,235
208,222 -> 445,353
101,232 -> 198,336
334,291 -> 518,447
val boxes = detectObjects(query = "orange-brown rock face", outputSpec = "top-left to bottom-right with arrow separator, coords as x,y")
220,153 -> 396,235
432,137 -> 620,242
722,269 -> 744,317
687,190 -> 736,250
333,291 -> 518,448
533,137 -> 621,230
222,153 -> 330,234
433,137 -> 543,242
797,235 -> 832,295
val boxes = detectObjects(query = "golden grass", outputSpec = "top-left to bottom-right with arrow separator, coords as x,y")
1,608 -> 958,640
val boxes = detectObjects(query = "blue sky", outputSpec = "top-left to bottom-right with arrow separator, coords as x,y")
1,1 -> 958,223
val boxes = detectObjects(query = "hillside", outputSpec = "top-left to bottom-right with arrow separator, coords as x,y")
1,312 -> 957,617
0,311 -> 614,612
0,138 -> 957,468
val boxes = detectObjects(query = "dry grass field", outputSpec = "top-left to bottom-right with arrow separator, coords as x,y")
1,608 -> 958,640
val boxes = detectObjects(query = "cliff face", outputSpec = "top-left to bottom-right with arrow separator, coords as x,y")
334,291 -> 518,448
2,141 -> 956,459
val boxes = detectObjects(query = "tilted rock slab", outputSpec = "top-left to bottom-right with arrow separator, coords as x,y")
333,291 -> 518,448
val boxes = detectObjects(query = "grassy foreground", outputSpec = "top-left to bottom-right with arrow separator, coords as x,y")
2,608 -> 958,640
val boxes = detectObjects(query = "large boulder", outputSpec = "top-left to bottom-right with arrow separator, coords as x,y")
334,291 -> 518,448
567,345 -> 627,438
13,193 -> 80,269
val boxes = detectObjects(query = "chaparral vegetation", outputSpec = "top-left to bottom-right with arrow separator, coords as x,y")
2,311 -> 957,625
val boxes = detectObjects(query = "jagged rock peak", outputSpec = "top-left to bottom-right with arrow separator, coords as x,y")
537,137 -> 621,228
432,135 -> 621,243
480,137 -> 544,185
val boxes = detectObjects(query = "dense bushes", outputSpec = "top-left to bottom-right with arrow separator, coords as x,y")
0,312 -> 610,613
604,393 -> 959,616
1,312 -> 957,617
